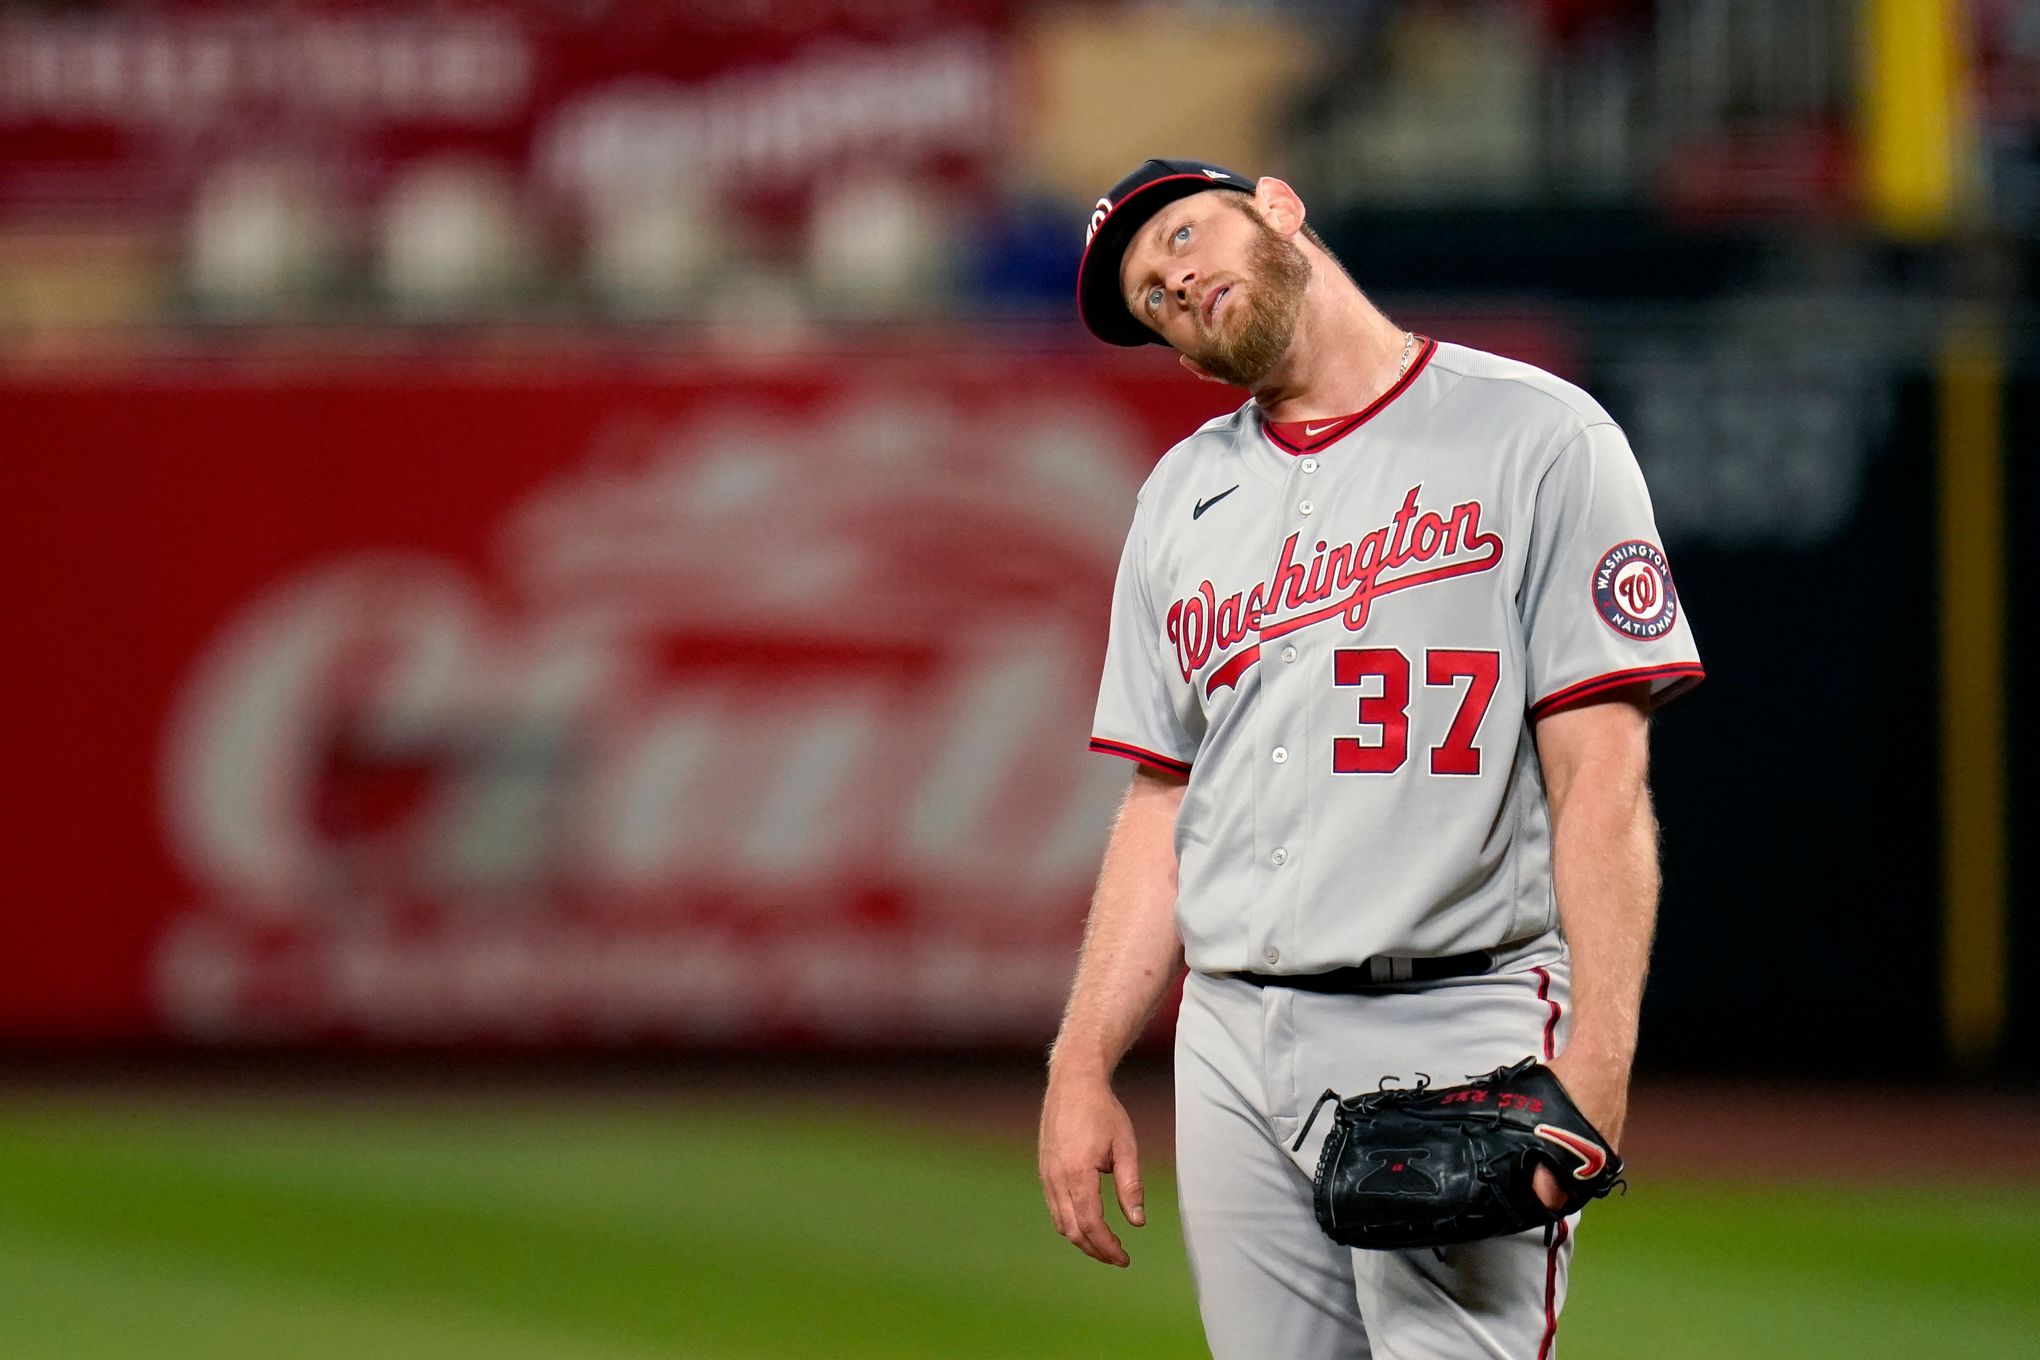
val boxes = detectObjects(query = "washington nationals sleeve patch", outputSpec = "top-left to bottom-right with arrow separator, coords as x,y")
1591,540 -> 1678,641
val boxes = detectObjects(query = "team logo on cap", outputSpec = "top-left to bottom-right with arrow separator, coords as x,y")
1086,196 -> 1112,247
1592,540 -> 1678,640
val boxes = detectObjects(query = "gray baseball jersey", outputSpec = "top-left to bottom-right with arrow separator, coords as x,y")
1089,338 -> 1703,975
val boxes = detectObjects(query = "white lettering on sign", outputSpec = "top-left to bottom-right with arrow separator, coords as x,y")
155,391 -> 1146,1043
536,33 -> 1000,200
0,14 -> 531,124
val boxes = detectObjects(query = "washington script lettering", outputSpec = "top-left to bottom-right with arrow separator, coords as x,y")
1165,485 -> 1504,697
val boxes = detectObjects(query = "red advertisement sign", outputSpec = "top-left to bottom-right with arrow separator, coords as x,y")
1,344 -> 1235,1047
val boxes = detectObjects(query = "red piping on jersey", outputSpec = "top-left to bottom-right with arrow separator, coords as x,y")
1537,1217 -> 1569,1359
1088,737 -> 1193,777
1529,662 -> 1706,719
1532,965 -> 1560,1061
1531,962 -> 1566,1360
1261,336 -> 1437,454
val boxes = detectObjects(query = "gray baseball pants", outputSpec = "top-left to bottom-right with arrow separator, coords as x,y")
1174,955 -> 1580,1359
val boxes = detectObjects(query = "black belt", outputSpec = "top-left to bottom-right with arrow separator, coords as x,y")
1222,948 -> 1494,992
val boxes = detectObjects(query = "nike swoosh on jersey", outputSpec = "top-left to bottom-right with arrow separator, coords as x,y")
1303,420 -> 1345,437
1193,485 -> 1240,520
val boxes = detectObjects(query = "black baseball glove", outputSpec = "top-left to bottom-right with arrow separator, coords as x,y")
1290,1057 -> 1624,1250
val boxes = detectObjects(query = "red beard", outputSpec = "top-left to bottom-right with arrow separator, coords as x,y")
1189,211 -> 1312,387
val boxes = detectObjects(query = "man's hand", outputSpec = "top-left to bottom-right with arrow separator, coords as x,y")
1039,1070 -> 1145,1267
1532,1049 -> 1629,1212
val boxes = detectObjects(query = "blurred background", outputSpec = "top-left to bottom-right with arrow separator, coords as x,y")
2,0 -> 2037,1356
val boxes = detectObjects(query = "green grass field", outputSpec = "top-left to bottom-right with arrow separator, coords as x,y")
0,1093 -> 2034,1359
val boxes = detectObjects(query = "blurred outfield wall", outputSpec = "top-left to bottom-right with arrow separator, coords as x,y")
1,0 -> 2034,1079
3,312 -> 2034,1076
1,343 -> 1234,1050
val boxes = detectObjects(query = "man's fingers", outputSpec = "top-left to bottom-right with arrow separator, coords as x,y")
1052,1166 -> 1134,1272
1054,1182 -> 1086,1247
1042,1174 -> 1070,1240
1052,1165 -> 1128,1266
1111,1135 -> 1146,1227
1532,1163 -> 1567,1213
1071,1190 -> 1129,1267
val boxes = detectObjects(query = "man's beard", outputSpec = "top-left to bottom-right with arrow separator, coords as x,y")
1190,213 -> 1312,387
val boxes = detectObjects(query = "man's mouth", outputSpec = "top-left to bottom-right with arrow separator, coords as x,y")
1203,284 -> 1232,327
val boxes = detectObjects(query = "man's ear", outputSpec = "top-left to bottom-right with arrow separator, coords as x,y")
1179,353 -> 1231,385
1252,177 -> 1306,239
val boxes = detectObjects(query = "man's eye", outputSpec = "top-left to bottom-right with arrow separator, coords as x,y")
1173,224 -> 1192,245
1147,286 -> 1165,313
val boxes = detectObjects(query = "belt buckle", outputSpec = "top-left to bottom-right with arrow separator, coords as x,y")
1364,955 -> 1412,984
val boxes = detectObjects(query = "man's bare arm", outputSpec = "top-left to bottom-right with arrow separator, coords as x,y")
1530,688 -> 1656,1206
1038,764 -> 1187,1267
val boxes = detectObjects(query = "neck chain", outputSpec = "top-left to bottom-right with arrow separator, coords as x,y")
1263,332 -> 1419,424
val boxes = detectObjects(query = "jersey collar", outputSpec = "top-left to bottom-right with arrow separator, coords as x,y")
1260,335 -> 1436,455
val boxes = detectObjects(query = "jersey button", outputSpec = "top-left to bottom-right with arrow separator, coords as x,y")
1280,645 -> 1298,664
1271,746 -> 1288,763
1298,499 -> 1315,515
1300,457 -> 1318,473
1264,947 -> 1281,965
1270,847 -> 1288,866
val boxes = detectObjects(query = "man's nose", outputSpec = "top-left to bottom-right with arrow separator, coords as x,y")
1172,270 -> 1197,304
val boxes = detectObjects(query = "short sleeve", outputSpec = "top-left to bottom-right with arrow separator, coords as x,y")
1521,422 -> 1705,718
1089,503 -> 1201,775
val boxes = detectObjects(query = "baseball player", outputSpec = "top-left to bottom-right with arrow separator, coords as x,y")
1038,160 -> 1703,1358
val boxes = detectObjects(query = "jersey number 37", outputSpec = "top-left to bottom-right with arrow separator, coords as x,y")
1332,648 -> 1499,777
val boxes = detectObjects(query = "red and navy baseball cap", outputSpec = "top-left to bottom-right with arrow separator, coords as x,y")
1077,158 -> 1257,347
